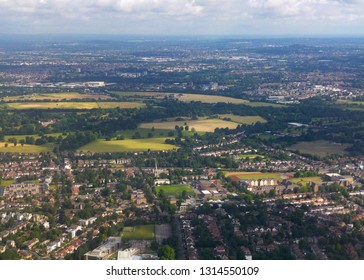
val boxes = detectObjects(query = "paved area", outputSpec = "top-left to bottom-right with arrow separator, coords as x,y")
155,224 -> 172,244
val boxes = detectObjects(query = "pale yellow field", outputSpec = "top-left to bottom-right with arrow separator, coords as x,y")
218,114 -> 267,124
2,92 -> 113,102
139,118 -> 239,132
5,102 -> 144,110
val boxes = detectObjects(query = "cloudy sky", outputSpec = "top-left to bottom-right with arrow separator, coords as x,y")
0,0 -> 363,36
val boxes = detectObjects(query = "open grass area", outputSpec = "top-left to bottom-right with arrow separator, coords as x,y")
78,138 -> 178,153
336,99 -> 364,111
139,118 -> 239,132
245,102 -> 287,108
224,171 -> 283,180
239,154 -> 266,159
289,140 -> 350,157
290,176 -> 323,185
0,142 -> 53,153
2,92 -> 113,102
116,128 -> 203,140
113,91 -> 249,104
4,133 -> 63,142
218,114 -> 267,124
156,184 -> 195,197
4,101 -> 144,110
121,225 -> 155,240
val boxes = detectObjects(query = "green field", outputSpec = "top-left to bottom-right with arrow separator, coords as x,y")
290,176 -> 323,185
224,171 -> 283,180
337,100 -> 364,106
289,140 -> 350,157
336,99 -> 364,111
218,114 -> 267,124
113,91 -> 249,104
156,184 -> 195,197
121,225 -> 155,240
239,154 -> 266,159
2,92 -> 113,102
78,138 -> 178,153
116,128 -> 203,139
0,142 -> 53,153
140,118 -> 239,132
245,102 -> 287,108
4,133 -> 63,142
4,102 -> 144,110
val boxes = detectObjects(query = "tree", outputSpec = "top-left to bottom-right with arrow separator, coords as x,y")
158,245 -> 175,260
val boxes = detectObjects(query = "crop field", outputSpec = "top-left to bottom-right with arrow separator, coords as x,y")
77,138 -> 178,153
139,118 -> 239,132
290,176 -> 323,185
289,140 -> 350,157
121,225 -> 155,240
218,114 -> 267,124
4,101 -> 144,110
224,171 -> 283,180
0,142 -> 53,153
2,92 -> 113,102
155,184 -> 195,197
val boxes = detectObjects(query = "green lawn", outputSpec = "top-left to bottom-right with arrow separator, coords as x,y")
290,177 -> 323,185
77,138 -> 178,153
121,225 -> 155,240
289,140 -> 350,157
245,102 -> 287,108
0,142 -> 54,153
224,171 -> 283,180
156,184 -> 195,197
4,101 -> 144,110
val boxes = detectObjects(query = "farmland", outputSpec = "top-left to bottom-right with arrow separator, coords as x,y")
121,225 -> 155,240
139,118 -> 239,132
218,114 -> 266,124
289,140 -> 350,157
155,184 -> 195,197
3,101 -> 144,110
77,138 -> 178,153
1,92 -> 113,102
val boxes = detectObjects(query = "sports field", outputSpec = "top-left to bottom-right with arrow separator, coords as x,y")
218,114 -> 267,124
2,92 -> 113,102
4,101 -> 144,110
0,142 -> 53,153
139,118 -> 239,132
155,184 -> 195,197
290,177 -> 323,185
289,140 -> 350,157
77,138 -> 178,153
224,171 -> 283,180
121,225 -> 155,240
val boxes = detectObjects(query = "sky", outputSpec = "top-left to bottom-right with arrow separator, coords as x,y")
0,0 -> 363,36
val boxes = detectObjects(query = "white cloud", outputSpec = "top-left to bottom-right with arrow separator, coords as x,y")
0,0 -> 363,34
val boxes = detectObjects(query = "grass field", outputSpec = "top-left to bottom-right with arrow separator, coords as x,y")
239,154 -> 266,159
2,92 -> 113,102
290,176 -> 323,185
139,118 -> 239,132
156,184 -> 195,197
116,128 -> 203,139
4,133 -> 63,142
0,142 -> 53,153
245,102 -> 287,108
121,225 -> 155,240
218,114 -> 267,124
337,100 -> 364,106
336,99 -> 364,111
78,138 -> 178,153
4,101 -> 144,110
289,140 -> 350,157
224,171 -> 283,180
